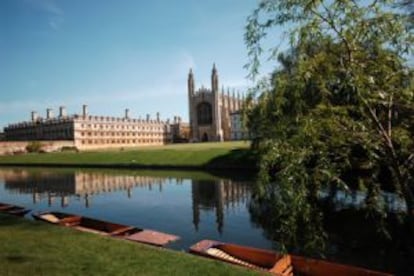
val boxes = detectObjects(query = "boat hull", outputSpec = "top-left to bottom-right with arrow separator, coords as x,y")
0,202 -> 30,217
189,240 -> 392,276
32,211 -> 179,246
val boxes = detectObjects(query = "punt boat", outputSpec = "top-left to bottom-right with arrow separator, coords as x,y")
0,202 -> 31,217
189,240 -> 392,276
32,211 -> 179,247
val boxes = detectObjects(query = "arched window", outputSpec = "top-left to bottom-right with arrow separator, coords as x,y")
197,102 -> 212,125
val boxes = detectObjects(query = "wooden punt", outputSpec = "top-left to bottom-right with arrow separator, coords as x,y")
0,202 -> 31,217
189,240 -> 392,276
32,211 -> 179,246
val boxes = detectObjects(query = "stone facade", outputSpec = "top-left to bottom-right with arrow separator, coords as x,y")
170,116 -> 190,143
230,111 -> 249,140
188,64 -> 244,142
3,105 -> 172,150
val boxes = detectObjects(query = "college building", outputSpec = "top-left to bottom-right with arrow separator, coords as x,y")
3,105 -> 176,150
2,64 -> 248,152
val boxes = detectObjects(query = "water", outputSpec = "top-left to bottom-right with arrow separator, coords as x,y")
0,167 -> 271,251
0,167 -> 411,275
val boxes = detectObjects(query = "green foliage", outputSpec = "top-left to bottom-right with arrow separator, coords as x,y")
245,0 -> 414,254
25,141 -> 43,153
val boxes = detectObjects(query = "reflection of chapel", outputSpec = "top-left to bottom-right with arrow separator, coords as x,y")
191,179 -> 249,233
188,64 -> 244,142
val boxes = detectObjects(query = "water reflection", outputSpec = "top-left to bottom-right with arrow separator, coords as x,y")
249,183 -> 413,275
0,169 -> 250,234
191,180 -> 249,233
1,168 -> 411,274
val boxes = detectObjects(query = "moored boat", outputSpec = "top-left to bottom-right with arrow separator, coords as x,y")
0,202 -> 31,217
189,240 -> 392,276
32,211 -> 179,246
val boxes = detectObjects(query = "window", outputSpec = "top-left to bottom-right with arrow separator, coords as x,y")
197,102 -> 213,125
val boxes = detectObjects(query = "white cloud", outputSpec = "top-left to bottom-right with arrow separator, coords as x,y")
25,0 -> 64,30
49,16 -> 64,30
26,0 -> 63,15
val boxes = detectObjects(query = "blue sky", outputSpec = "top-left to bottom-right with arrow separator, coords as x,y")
0,0 -> 281,129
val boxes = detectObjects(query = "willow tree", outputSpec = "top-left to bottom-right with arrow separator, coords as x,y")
244,0 -> 414,248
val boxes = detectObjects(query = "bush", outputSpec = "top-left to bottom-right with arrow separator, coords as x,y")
26,141 -> 43,153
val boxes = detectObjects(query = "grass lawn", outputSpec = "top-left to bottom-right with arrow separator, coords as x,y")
0,214 -> 260,276
0,141 -> 258,170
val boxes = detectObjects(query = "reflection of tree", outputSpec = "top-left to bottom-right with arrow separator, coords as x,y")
249,183 -> 414,274
249,187 -> 326,257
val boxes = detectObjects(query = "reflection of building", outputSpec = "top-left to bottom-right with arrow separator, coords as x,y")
3,105 -> 172,150
0,170 -> 251,233
0,170 -> 168,208
191,179 -> 249,233
188,64 -> 244,142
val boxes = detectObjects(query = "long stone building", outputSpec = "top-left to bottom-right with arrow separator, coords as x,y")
3,105 -> 173,150
188,64 -> 244,142
3,64 -> 248,151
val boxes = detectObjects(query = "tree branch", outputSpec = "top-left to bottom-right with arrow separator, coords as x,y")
388,93 -> 393,138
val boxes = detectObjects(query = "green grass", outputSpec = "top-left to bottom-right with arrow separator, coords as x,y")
0,141 -> 258,170
0,214 -> 260,276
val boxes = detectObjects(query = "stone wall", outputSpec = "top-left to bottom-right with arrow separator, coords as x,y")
0,141 -> 75,155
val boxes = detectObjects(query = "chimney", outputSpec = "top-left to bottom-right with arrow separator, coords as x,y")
156,112 -> 160,122
82,104 -> 88,117
146,114 -> 150,122
46,108 -> 53,119
125,108 -> 130,119
174,116 -> 177,124
59,106 -> 67,117
31,111 -> 38,122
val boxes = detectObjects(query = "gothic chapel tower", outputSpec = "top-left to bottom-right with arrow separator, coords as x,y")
211,64 -> 223,141
188,68 -> 196,140
188,64 -> 227,142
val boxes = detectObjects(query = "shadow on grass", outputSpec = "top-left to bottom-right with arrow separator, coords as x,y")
0,213 -> 46,231
4,255 -> 33,264
205,148 -> 259,172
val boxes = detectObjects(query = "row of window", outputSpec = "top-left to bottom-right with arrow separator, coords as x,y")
80,139 -> 166,145
79,124 -> 164,131
79,132 -> 167,137
76,116 -> 162,124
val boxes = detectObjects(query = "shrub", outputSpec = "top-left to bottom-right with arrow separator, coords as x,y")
26,141 -> 43,153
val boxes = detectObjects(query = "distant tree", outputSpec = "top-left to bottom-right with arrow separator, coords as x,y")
244,0 -> 414,244
26,141 -> 43,153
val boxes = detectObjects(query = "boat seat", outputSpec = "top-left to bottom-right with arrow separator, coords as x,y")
40,214 -> 60,223
110,226 -> 135,236
72,225 -> 107,235
205,248 -> 263,270
270,255 -> 293,276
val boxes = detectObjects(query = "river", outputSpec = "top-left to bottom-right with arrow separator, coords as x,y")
0,167 -> 410,275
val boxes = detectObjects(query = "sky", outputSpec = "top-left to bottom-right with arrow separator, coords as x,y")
0,0 -> 278,129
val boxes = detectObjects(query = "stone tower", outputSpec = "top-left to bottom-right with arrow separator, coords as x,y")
188,64 -> 242,142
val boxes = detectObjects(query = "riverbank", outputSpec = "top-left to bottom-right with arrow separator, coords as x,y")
0,214 -> 258,276
0,141 -> 258,171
